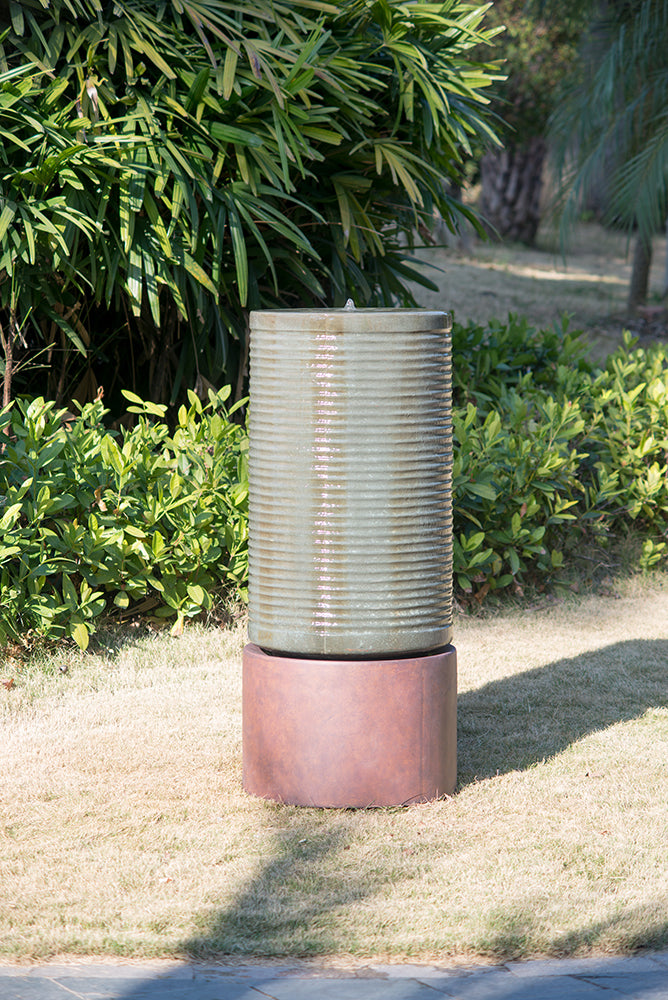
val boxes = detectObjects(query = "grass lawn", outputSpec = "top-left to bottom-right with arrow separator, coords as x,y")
409,220 -> 668,363
2,576 -> 667,965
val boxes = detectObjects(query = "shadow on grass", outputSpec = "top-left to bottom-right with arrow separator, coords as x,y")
457,638 -> 668,787
169,638 -> 668,963
476,899 -> 668,962
180,817 -> 386,960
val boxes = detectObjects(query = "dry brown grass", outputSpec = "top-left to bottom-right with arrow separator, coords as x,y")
2,578 -> 667,964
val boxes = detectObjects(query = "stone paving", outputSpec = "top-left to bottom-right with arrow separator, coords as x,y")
2,953 -> 668,1000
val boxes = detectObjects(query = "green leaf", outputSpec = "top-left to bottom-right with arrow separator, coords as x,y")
222,46 -> 238,101
209,122 -> 263,148
142,249 -> 161,326
121,389 -> 145,405
70,621 -> 89,651
225,201 -> 248,305
182,253 -> 217,297
100,434 -> 124,477
0,503 -> 22,531
0,201 -> 17,241
185,67 -> 210,114
124,525 -> 147,539
151,531 -> 165,558
127,149 -> 147,213
186,583 -> 205,605
9,1 -> 24,35
62,574 -> 78,608
127,246 -> 143,312
466,482 -> 497,501
132,36 -> 176,79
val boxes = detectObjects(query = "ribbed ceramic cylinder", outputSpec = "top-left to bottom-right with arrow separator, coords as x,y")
248,308 -> 453,658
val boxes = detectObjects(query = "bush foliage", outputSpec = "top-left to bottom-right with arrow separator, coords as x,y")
452,318 -> 668,597
0,388 -> 247,649
1,317 -> 667,648
0,0 -> 501,409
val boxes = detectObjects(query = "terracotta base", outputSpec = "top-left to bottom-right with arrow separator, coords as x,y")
242,643 -> 457,808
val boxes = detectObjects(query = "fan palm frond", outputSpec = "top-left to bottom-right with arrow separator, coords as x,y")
550,0 -> 668,249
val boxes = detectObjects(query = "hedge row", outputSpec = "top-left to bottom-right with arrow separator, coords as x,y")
0,316 -> 666,647
451,317 -> 668,597
0,388 -> 248,649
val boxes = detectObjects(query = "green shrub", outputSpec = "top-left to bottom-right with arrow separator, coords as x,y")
2,318 -> 667,649
0,388 -> 248,649
452,386 -> 586,594
451,318 -> 668,597
583,342 -> 668,534
452,312 -> 593,408
1,0 -> 502,407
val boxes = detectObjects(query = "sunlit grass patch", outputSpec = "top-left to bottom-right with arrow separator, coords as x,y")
2,581 -> 667,963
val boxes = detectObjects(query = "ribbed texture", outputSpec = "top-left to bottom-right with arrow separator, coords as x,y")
248,309 -> 453,658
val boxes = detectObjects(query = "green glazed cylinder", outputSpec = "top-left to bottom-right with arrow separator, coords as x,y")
247,308 -> 453,658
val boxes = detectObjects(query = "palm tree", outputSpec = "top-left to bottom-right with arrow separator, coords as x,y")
550,0 -> 668,312
476,0 -> 586,245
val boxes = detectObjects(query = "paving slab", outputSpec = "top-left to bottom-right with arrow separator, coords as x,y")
2,981 -> 75,1000
579,973 -> 668,999
1,955 -> 668,1000
258,980 -> 445,1000
505,955 -> 668,977
411,971 -> 614,999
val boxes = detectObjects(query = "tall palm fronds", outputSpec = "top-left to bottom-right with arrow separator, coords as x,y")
0,63 -> 135,403
0,0 -> 502,405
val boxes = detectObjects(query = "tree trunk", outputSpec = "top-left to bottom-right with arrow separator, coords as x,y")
0,306 -> 17,408
627,234 -> 652,313
478,137 -> 546,245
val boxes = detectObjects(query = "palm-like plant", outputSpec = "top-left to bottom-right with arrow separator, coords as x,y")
0,62 -> 123,404
1,0 -> 502,406
549,0 -> 668,311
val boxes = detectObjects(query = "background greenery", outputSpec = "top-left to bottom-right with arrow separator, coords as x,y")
474,0 -> 668,312
451,318 -> 668,598
0,387 -> 248,649
0,0 -> 500,409
1,316 -> 666,649
1,2 -> 667,649
549,0 -> 668,310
